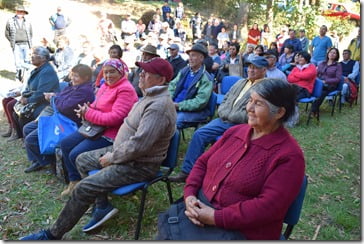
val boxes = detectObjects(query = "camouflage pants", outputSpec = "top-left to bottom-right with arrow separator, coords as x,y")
49,146 -> 157,239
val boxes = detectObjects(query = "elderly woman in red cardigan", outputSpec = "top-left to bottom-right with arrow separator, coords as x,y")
160,78 -> 305,240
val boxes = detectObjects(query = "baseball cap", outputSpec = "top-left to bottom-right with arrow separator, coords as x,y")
245,56 -> 269,68
168,44 -> 179,50
135,58 -> 174,82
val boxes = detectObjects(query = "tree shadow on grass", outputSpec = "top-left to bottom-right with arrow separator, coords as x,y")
0,70 -> 15,80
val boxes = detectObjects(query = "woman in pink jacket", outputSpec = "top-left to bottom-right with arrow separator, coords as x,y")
287,51 -> 317,100
60,59 -> 138,197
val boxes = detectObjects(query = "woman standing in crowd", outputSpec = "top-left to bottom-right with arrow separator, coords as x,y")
247,23 -> 260,46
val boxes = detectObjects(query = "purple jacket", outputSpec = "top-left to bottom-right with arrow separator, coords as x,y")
54,82 -> 95,125
317,61 -> 342,85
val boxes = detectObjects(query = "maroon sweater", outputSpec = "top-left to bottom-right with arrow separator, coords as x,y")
184,124 -> 305,240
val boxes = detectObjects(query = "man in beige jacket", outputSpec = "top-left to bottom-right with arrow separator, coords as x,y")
20,58 -> 176,240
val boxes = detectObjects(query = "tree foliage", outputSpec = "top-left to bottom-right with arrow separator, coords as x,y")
0,0 -> 23,10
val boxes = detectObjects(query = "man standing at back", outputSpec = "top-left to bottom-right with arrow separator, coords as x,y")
280,29 -> 302,55
121,14 -> 137,43
49,6 -> 71,44
20,58 -> 177,240
168,43 -> 213,129
310,25 -> 332,66
348,28 -> 360,62
5,5 -> 33,82
169,56 -> 268,182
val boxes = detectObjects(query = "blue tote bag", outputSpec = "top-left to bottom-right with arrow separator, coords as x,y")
38,99 -> 78,154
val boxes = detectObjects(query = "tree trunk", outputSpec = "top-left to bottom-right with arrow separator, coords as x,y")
237,1 -> 249,45
266,0 -> 274,29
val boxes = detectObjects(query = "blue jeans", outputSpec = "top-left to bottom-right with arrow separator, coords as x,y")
13,43 -> 31,71
176,110 -> 210,129
23,121 -> 56,166
60,131 -> 113,182
181,118 -> 235,173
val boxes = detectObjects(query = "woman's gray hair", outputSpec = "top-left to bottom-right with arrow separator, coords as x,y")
33,46 -> 50,61
250,78 -> 296,122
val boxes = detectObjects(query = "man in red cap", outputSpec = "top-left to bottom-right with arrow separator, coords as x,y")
20,58 -> 177,240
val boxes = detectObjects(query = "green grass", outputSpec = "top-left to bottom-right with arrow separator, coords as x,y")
0,98 -> 360,240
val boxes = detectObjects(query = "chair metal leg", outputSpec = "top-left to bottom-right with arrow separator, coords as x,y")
284,225 -> 294,240
338,93 -> 342,112
134,188 -> 148,240
180,129 -> 185,141
306,113 -> 311,125
165,180 -> 174,204
330,95 -> 337,116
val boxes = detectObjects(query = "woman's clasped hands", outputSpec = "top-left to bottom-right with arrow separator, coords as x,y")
184,195 -> 215,227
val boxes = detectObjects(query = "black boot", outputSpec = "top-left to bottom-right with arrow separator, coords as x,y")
1,127 -> 12,137
7,131 -> 20,142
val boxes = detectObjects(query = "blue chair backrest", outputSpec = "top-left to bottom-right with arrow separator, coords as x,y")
207,92 -> 218,118
221,76 -> 241,94
284,175 -> 308,225
161,130 -> 180,169
312,79 -> 324,98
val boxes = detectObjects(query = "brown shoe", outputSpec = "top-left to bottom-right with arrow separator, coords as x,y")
61,181 -> 80,197
168,171 -> 189,183
1,127 -> 12,138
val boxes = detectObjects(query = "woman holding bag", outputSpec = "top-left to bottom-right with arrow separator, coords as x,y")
23,64 -> 95,173
59,58 -> 138,197
157,79 -> 305,240
1,47 -> 60,141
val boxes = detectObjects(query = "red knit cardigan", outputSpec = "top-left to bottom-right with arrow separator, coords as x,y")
184,124 -> 305,240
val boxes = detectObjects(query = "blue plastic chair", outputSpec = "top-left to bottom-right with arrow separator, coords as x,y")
180,92 -> 218,141
326,79 -> 344,116
216,76 -> 241,105
298,79 -> 323,125
88,130 -> 180,240
281,175 -> 308,240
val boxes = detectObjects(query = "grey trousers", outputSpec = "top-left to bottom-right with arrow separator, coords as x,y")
49,146 -> 157,239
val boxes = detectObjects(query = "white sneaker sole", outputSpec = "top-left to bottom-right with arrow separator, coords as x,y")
83,208 -> 119,232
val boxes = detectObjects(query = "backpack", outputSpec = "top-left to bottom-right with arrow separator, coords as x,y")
345,80 -> 358,105
54,14 -> 66,29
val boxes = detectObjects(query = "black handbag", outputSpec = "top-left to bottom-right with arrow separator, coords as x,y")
156,190 -> 245,240
13,101 -> 36,119
78,120 -> 105,139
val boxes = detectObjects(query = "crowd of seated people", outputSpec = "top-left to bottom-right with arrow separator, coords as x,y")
0,3 -> 360,241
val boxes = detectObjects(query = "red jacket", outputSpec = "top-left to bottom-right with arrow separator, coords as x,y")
287,64 -> 317,94
85,77 -> 138,140
184,124 -> 305,240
